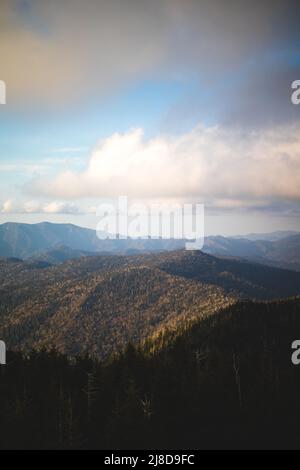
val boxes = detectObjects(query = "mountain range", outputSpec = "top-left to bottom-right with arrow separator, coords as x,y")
0,222 -> 299,271
0,222 -> 300,270
0,222 -> 184,259
203,234 -> 300,271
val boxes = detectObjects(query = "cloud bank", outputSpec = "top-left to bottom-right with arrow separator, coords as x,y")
28,124 -> 300,212
0,200 -> 80,215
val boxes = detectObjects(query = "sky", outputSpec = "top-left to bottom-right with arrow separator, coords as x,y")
0,0 -> 300,236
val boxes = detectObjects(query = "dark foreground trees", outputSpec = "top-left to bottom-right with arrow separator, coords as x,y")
1,298 -> 300,449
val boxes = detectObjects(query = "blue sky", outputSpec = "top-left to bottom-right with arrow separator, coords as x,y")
1,0 -> 300,235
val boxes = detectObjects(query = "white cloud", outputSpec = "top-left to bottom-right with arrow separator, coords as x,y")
28,124 -> 300,210
24,200 -> 42,213
1,200 -> 18,214
87,206 -> 98,214
43,202 -> 80,214
0,200 -> 81,215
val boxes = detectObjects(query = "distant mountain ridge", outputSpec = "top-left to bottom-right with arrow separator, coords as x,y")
0,222 -> 103,258
203,233 -> 300,271
0,222 -> 185,259
231,230 -> 299,241
0,222 -> 300,271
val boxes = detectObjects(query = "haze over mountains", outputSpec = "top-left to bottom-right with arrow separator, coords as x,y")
231,231 -> 299,242
0,222 -> 185,260
203,234 -> 300,271
0,222 -> 299,272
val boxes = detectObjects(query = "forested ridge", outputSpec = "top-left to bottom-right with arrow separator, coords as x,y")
1,250 -> 300,359
1,297 -> 300,450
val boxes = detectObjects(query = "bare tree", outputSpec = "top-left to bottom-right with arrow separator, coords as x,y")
232,352 -> 242,409
140,395 -> 153,420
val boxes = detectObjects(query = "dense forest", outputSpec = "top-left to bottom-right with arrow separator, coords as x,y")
1,297 -> 300,450
1,250 -> 300,359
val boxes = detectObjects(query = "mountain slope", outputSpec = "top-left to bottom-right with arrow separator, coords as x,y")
0,253 -> 233,358
150,249 -> 300,299
2,296 -> 300,449
1,250 -> 300,358
28,245 -> 98,264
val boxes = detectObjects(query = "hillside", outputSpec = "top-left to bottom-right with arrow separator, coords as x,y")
0,253 -> 232,358
149,249 -> 300,298
1,250 -> 300,358
28,245 -> 98,264
2,297 -> 300,449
